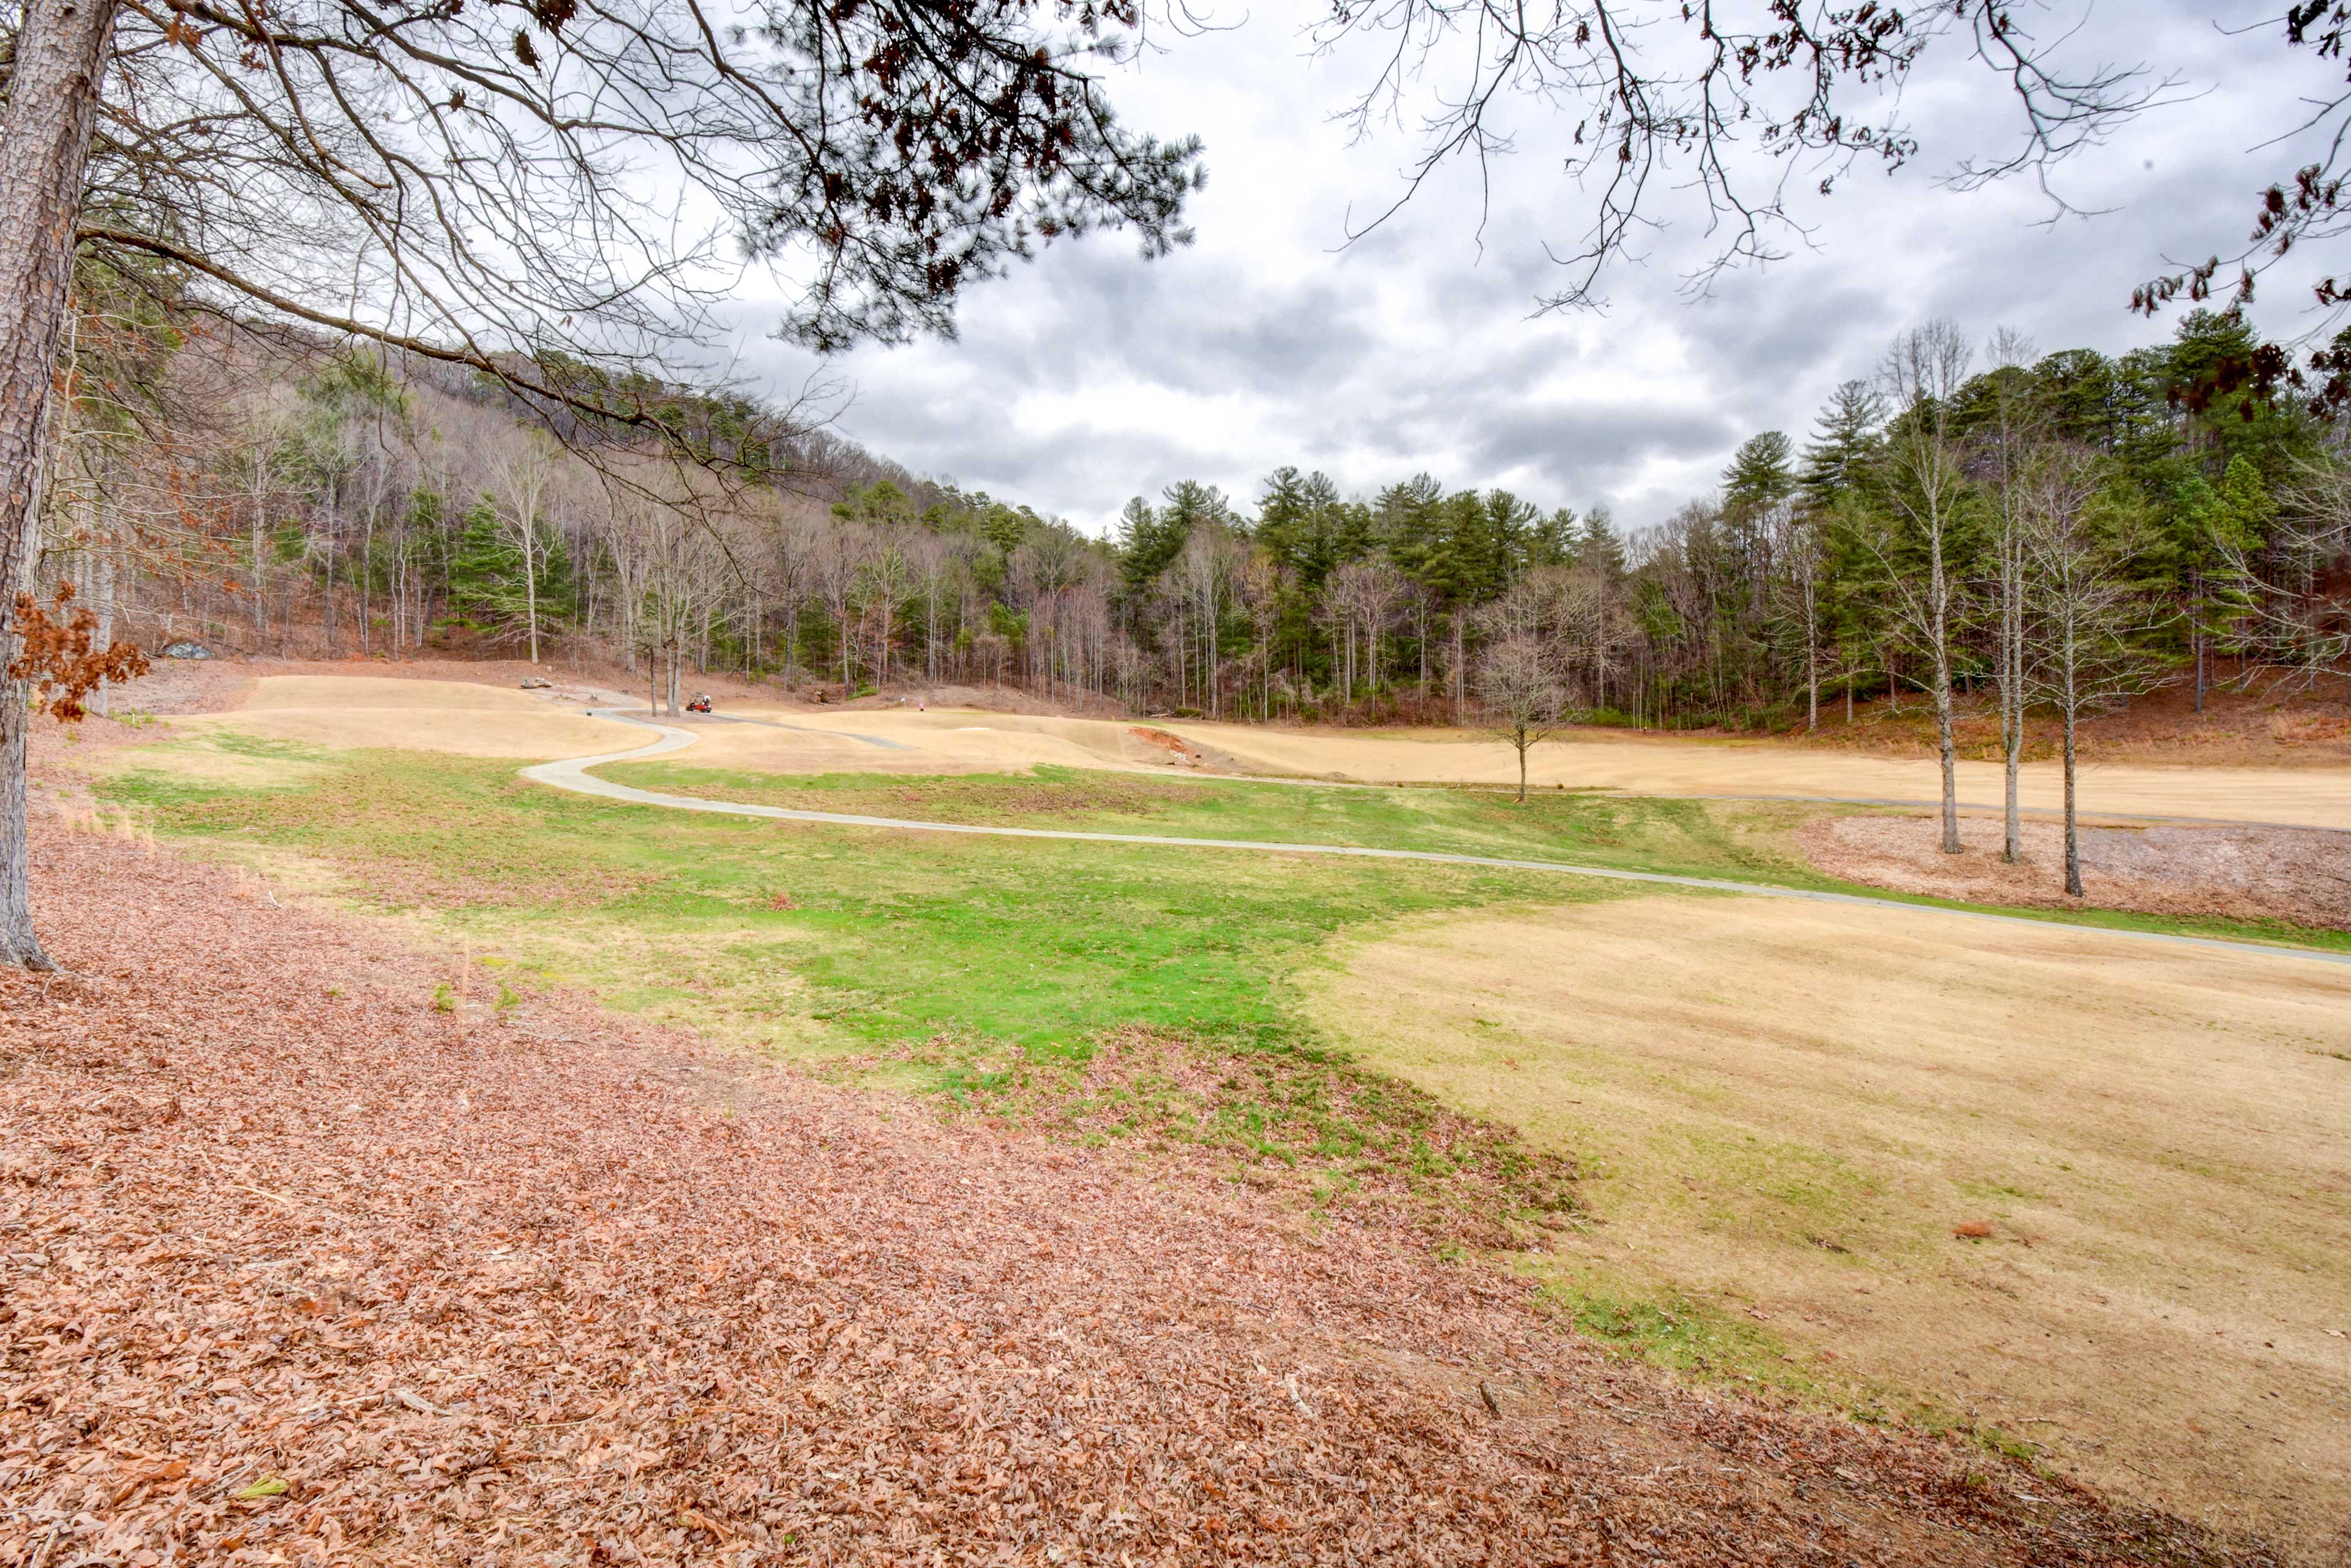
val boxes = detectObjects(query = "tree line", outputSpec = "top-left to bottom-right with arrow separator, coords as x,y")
53,310 -> 2351,754
50,301 -> 2351,893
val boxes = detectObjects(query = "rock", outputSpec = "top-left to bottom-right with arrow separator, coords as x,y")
519,675 -> 553,689
160,642 -> 211,661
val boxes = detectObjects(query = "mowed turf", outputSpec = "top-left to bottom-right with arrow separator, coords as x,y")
80,727 -> 2351,1555
1303,898 -> 2351,1549
87,740 -> 1622,1065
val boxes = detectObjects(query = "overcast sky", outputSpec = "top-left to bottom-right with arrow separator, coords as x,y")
732,4 -> 2334,537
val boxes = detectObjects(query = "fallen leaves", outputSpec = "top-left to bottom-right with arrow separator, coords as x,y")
0,830 -> 2281,1567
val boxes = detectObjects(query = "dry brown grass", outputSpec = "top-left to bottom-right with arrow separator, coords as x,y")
165,675 -> 635,758
118,669 -> 2351,831
1157,721 -> 2351,829
1301,893 -> 2351,1554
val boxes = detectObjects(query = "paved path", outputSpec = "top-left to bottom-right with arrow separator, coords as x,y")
519,712 -> 2351,970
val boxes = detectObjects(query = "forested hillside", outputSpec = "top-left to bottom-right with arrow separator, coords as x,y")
41,304 -> 2351,731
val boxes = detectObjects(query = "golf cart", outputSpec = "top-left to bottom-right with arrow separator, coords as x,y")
686,693 -> 713,715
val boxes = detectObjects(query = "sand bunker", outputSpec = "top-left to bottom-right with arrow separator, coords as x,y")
1804,814 -> 2351,929
171,675 -> 638,759
1304,895 -> 2351,1545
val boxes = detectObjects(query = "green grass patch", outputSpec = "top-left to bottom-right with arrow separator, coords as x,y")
602,759 -> 2351,956
607,760 -> 1851,884
95,747 -> 1613,1063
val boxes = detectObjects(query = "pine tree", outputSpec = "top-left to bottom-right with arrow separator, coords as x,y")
1799,383 -> 1884,509
1722,431 -> 1796,518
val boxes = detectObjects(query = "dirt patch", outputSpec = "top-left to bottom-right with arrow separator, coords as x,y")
1162,720 -> 2351,830
1130,725 -> 1204,765
1303,895 -> 2351,1555
866,1026 -> 1579,1248
1802,814 -> 2351,930
0,838 -> 2287,1564
1782,670 -> 2351,769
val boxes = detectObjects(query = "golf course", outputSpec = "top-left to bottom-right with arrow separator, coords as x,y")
45,669 -> 2350,1558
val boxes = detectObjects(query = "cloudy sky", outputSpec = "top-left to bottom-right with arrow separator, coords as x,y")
733,4 -> 2334,537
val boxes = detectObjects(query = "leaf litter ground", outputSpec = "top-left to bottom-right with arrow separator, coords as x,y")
0,827 -> 2293,1566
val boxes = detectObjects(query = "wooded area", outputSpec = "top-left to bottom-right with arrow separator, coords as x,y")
50,307 -> 2351,750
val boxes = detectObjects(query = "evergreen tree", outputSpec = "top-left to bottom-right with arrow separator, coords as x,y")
1722,431 -> 1796,518
1116,495 -> 1186,593
1798,383 -> 1883,509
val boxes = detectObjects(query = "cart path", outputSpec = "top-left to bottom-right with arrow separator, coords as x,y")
520,711 -> 2351,970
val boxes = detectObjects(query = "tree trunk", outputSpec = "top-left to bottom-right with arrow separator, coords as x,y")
2062,699 -> 2082,898
91,552 -> 113,717
1805,639 -> 1818,733
1929,550 -> 1960,855
2002,542 -> 2024,866
523,523 -> 540,664
1932,669 -> 1960,855
2192,572 -> 2205,713
0,0 -> 119,969
251,458 -> 269,638
1452,615 -> 1464,726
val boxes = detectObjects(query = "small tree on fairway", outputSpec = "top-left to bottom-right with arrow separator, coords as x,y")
2022,448 -> 2169,899
1478,635 -> 1566,803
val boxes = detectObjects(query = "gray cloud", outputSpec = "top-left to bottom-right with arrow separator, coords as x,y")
729,1 -> 2332,535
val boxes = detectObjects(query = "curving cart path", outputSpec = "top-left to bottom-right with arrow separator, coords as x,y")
520,710 -> 2351,970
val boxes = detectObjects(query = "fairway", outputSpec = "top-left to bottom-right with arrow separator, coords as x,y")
1302,896 -> 2351,1545
167,675 -> 639,758
162,677 -> 2351,828
84,672 -> 2351,1551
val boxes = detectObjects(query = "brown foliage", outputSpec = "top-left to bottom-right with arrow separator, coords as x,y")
0,829 -> 2290,1566
7,583 -> 148,722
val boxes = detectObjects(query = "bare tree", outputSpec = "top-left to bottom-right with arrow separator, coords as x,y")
1976,328 -> 2041,863
488,437 -> 560,666
860,535 -> 913,691
2022,447 -> 2169,898
1768,501 -> 1825,732
1477,634 -> 1565,803
0,0 -> 1204,967
1173,523 -> 1240,717
1868,321 -> 1975,856
1314,3 -> 2173,315
812,525 -> 869,694
2223,453 -> 2351,697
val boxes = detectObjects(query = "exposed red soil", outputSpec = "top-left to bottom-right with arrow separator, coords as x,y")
1128,727 -> 1204,766
1801,815 -> 2351,931
0,829 -> 2292,1566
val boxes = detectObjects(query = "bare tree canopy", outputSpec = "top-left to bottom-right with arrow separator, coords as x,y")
0,0 -> 1205,967
1311,2 -> 2351,332
63,0 -> 1203,383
